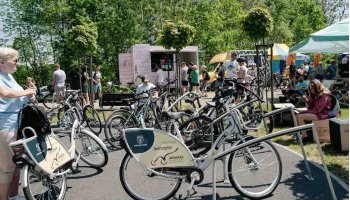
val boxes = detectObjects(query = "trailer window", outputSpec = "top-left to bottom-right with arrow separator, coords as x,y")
151,53 -> 174,72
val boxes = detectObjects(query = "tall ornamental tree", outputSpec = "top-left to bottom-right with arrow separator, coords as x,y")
158,20 -> 195,92
242,7 -> 274,43
242,7 -> 274,103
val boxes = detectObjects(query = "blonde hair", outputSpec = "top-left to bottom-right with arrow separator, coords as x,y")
308,80 -> 330,102
0,47 -> 19,62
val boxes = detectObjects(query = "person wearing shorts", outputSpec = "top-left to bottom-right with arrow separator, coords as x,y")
81,70 -> 90,105
52,63 -> 66,103
180,62 -> 189,94
190,65 -> 200,93
0,47 -> 36,200
93,65 -> 102,100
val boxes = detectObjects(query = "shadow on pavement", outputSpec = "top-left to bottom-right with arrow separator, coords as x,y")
283,162 -> 349,200
67,166 -> 103,180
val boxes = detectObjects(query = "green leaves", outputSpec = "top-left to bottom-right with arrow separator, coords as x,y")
242,7 -> 274,42
64,21 -> 98,57
158,20 -> 196,52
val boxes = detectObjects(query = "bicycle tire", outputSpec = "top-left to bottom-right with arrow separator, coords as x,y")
120,154 -> 182,200
178,115 -> 213,157
75,129 -> 108,168
22,164 -> 67,200
105,114 -> 136,148
228,139 -> 282,199
83,104 -> 102,135
43,93 -> 55,109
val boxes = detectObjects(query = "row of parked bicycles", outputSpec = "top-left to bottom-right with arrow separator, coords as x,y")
13,78 -> 291,200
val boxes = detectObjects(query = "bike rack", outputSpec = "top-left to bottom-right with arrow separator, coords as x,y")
264,105 -> 314,180
217,105 -> 314,184
211,124 -> 337,200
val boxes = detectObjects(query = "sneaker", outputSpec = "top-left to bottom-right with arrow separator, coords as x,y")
9,195 -> 25,200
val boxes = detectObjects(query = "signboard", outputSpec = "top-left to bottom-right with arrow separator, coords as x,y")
287,53 -> 296,66
119,53 -> 133,85
314,53 -> 321,67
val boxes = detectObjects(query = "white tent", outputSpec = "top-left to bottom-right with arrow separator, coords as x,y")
290,18 -> 349,53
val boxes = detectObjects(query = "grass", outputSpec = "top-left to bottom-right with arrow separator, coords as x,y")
256,107 -> 349,183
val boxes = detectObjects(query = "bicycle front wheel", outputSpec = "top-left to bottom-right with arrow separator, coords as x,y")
75,129 -> 108,168
228,140 -> 282,199
22,165 -> 67,200
83,105 -> 102,135
120,154 -> 182,200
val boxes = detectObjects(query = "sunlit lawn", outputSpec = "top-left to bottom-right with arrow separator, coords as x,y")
256,107 -> 349,183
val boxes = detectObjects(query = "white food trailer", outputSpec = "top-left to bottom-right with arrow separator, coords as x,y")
118,44 -> 199,86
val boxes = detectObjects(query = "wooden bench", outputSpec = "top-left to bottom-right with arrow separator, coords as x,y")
100,93 -> 134,107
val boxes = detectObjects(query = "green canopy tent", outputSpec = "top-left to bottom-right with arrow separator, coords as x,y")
290,18 -> 349,53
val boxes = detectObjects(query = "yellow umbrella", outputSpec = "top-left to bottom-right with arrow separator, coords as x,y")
209,52 -> 231,64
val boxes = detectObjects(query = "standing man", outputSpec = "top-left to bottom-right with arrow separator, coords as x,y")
92,65 -> 102,101
156,65 -> 164,87
52,63 -> 66,103
187,62 -> 194,92
223,52 -> 239,80
289,60 -> 297,79
180,62 -> 189,94
302,60 -> 309,79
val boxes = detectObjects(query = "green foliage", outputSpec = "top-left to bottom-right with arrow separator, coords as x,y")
158,21 -> 196,52
64,21 -> 98,57
0,0 -> 331,83
242,7 -> 274,42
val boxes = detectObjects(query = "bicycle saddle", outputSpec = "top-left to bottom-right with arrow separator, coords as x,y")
162,111 -> 187,120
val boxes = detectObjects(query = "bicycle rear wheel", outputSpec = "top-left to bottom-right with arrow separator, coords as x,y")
228,140 -> 282,199
22,165 -> 67,200
43,93 -> 55,109
75,129 -> 108,168
120,154 -> 182,200
178,115 -> 213,157
83,105 -> 102,135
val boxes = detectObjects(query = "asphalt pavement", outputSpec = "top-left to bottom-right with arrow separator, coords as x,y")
49,135 -> 349,200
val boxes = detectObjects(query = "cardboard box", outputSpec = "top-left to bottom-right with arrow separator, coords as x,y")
330,118 -> 349,152
312,119 -> 330,143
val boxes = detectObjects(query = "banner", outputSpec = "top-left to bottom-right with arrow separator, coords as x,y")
286,53 -> 296,66
314,53 -> 321,67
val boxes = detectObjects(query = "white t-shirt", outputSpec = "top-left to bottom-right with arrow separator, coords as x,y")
302,65 -> 309,73
53,69 -> 66,87
181,66 -> 188,81
156,69 -> 164,83
136,83 -> 156,95
223,59 -> 238,79
237,64 -> 248,83
93,71 -> 102,82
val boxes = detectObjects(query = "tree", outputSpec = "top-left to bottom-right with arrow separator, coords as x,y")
241,7 -> 274,42
158,20 -> 195,92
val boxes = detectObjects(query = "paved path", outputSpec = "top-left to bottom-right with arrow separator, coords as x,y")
53,137 -> 349,200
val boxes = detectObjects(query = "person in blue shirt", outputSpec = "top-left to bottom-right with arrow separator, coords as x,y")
282,76 -> 308,98
325,61 -> 337,80
0,47 -> 36,200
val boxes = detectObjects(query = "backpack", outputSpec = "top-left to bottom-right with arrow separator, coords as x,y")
328,94 -> 340,118
17,105 -> 51,139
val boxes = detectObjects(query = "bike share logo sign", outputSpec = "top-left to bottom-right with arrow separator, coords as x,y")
137,135 -> 145,146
